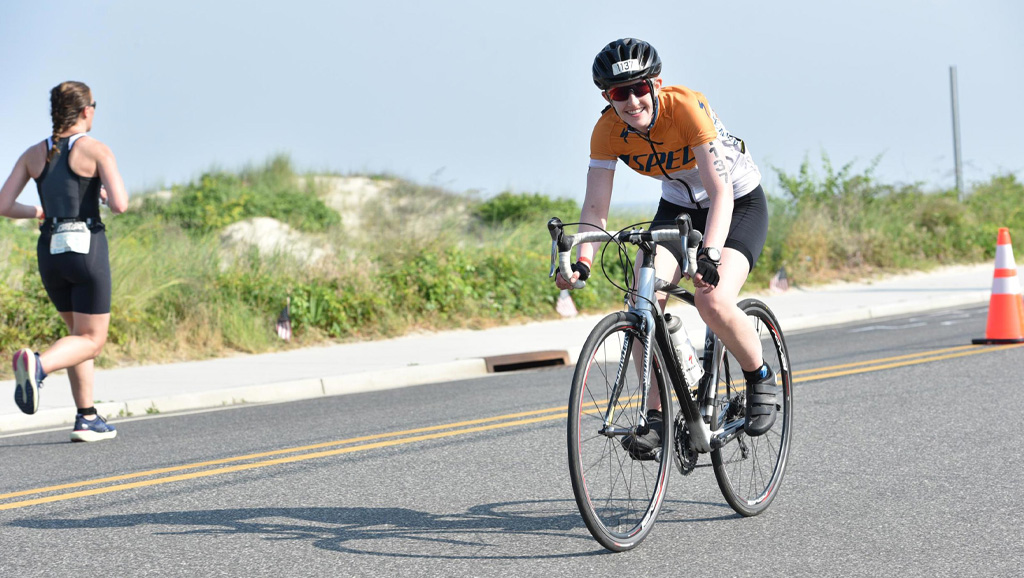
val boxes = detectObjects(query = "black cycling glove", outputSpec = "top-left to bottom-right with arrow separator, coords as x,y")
695,257 -> 720,287
557,261 -> 591,283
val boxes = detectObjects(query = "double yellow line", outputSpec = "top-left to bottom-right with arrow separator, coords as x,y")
0,407 -> 566,511
792,343 -> 1021,382
3,342 -> 1020,511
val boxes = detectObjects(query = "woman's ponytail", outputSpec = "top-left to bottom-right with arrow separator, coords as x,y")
47,81 -> 92,163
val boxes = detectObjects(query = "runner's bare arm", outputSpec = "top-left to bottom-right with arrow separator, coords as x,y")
0,150 -> 44,219
92,141 -> 129,214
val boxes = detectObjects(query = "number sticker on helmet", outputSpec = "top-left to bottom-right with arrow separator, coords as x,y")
612,59 -> 640,75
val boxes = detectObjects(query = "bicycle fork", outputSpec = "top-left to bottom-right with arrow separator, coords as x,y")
598,314 -> 658,438
599,267 -> 660,438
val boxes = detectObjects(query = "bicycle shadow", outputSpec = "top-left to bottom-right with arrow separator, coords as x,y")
8,498 -> 737,559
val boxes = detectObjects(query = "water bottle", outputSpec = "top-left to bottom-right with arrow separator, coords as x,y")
667,314 -> 704,386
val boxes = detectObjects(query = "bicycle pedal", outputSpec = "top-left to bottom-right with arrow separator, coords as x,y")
627,448 -> 660,462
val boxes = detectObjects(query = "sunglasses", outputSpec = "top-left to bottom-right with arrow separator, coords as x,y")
605,81 -> 652,102
84,101 -> 97,110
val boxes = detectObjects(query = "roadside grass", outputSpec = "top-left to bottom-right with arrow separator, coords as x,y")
756,155 -> 1018,287
1,153 -> 1020,377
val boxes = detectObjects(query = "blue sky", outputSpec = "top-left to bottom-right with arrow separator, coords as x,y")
2,0 -> 1022,208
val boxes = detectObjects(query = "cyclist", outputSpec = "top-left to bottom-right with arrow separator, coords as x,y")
555,38 -> 776,451
0,80 -> 129,442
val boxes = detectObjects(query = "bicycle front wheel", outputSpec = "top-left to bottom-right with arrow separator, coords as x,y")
567,312 -> 673,552
711,298 -> 793,516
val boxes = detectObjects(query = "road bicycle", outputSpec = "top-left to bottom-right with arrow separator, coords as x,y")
548,215 -> 793,552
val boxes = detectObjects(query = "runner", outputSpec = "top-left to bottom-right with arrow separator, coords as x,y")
0,80 -> 129,441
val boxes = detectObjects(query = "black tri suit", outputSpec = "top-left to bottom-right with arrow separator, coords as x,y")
33,134 -> 112,315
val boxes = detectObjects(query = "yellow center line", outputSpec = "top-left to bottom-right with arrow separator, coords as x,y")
0,406 -> 566,502
3,342 -> 1021,511
794,344 -> 1022,382
792,344 -> 980,376
0,412 -> 569,511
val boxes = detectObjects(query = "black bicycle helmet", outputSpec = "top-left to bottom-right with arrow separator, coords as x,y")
592,38 -> 662,90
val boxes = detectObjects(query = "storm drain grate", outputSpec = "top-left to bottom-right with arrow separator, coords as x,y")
483,350 -> 570,373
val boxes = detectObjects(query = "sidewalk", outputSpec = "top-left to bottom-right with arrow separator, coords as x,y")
0,263 -> 998,434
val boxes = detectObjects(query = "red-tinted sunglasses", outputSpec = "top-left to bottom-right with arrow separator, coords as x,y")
605,80 -> 652,102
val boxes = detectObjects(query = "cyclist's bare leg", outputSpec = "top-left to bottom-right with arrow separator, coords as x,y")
693,247 -> 763,372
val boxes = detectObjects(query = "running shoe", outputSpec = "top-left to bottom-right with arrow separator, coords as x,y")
13,348 -> 44,415
70,413 -> 117,442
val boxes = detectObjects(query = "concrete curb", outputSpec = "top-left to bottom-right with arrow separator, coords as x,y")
0,360 -> 490,435
780,291 -> 991,332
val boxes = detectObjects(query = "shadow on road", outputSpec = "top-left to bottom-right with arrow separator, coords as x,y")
8,498 -> 734,558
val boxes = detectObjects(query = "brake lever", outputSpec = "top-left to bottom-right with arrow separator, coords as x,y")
547,217 -> 563,278
675,213 -> 693,276
673,213 -> 704,277
686,230 -> 702,277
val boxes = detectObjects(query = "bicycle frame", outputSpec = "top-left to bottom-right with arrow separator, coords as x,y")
649,277 -> 749,452
549,217 -> 747,454
632,247 -> 717,453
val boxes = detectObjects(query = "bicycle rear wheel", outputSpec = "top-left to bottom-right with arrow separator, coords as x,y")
711,298 -> 793,516
567,312 -> 673,552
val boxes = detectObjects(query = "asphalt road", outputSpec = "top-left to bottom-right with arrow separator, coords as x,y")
1,304 -> 1022,577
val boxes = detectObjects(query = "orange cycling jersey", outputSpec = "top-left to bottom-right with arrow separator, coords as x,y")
589,85 -> 761,209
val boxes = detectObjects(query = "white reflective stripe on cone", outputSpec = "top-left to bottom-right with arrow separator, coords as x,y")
995,244 -> 1018,269
991,275 -> 1023,295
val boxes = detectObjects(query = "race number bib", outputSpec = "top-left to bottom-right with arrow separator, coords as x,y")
612,59 -> 641,75
50,221 -> 91,255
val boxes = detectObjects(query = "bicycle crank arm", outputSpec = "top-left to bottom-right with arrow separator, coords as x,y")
710,419 -> 747,450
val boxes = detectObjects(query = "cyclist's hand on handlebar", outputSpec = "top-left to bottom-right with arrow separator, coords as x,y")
693,257 -> 720,293
555,261 -> 590,290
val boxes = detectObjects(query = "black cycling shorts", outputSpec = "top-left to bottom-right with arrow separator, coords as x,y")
650,184 -> 769,271
36,228 -> 112,315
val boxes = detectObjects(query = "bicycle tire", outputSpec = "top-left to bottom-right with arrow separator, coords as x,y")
567,311 -> 674,551
710,298 -> 793,516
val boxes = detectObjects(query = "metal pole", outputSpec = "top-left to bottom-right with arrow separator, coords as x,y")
950,66 -> 964,200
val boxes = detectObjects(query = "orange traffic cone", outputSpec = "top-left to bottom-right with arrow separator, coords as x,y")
973,227 -> 1024,344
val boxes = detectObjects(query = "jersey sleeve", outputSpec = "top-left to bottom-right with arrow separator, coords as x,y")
589,111 -> 619,169
677,91 -> 718,149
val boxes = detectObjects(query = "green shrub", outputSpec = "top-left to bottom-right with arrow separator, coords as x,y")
157,155 -> 340,234
475,191 -> 579,225
0,269 -> 67,353
966,174 -> 1024,249
766,154 -> 1016,285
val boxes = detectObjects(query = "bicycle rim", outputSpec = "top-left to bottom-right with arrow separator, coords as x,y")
567,312 -> 673,551
711,299 -> 793,516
